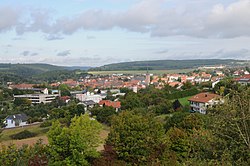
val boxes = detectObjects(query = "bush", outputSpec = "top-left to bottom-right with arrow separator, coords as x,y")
40,121 -> 52,128
10,130 -> 37,140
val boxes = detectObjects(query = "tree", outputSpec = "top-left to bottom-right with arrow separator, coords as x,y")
58,84 -> 71,96
90,106 -> 117,125
209,88 -> 250,164
13,97 -> 31,106
47,114 -> 102,165
106,111 -> 166,165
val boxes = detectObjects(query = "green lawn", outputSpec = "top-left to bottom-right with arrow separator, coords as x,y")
88,69 -> 194,75
178,96 -> 192,106
0,124 -> 49,142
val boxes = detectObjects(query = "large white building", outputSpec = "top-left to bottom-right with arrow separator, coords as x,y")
76,92 -> 106,103
14,94 -> 59,104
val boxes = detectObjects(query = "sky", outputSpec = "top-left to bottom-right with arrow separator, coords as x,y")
0,0 -> 250,67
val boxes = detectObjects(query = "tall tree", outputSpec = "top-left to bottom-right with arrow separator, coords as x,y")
47,114 -> 102,165
106,111 -> 166,165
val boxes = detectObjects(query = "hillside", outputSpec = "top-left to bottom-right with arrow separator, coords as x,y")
89,59 -> 246,71
0,63 -> 89,84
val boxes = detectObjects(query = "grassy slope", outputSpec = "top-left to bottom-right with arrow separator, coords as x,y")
0,123 -> 109,151
178,96 -> 192,106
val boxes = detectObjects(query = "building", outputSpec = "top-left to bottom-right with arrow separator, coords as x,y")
5,113 -> 29,128
78,100 -> 96,111
14,93 -> 59,104
99,100 -> 121,112
188,93 -> 222,114
76,92 -> 106,103
235,74 -> 250,85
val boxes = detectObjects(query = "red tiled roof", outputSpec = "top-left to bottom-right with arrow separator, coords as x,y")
188,93 -> 221,103
235,74 -> 250,81
9,83 -> 35,89
99,100 -> 121,108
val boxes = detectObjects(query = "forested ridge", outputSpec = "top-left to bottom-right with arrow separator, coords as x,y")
89,59 -> 246,71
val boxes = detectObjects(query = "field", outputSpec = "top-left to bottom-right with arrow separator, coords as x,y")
178,96 -> 192,106
88,69 -> 194,75
0,123 -> 109,151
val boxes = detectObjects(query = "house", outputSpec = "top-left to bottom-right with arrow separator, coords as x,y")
78,100 -> 96,111
5,113 -> 29,128
99,100 -> 121,112
234,74 -> 250,85
188,93 -> 222,114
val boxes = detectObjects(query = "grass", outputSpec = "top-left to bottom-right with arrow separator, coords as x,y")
0,124 -> 49,142
178,96 -> 192,106
88,69 -> 194,75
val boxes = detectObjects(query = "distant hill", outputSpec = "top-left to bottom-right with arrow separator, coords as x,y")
64,66 -> 92,71
0,63 -> 90,83
0,63 -> 65,77
89,59 -> 246,71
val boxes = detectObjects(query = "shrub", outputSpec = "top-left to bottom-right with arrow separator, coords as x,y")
40,121 -> 52,128
11,130 -> 37,140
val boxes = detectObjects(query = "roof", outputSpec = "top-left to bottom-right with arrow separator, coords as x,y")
188,93 -> 221,103
235,74 -> 250,81
99,100 -> 121,108
82,100 -> 96,106
6,113 -> 29,121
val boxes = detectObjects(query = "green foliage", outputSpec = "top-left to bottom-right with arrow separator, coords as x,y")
13,97 -> 32,106
40,120 -> 53,128
90,106 -> 117,125
0,140 -> 49,166
10,130 -> 37,140
120,92 -> 144,110
107,111 -> 166,165
58,84 -> 71,96
209,88 -> 250,164
47,114 -> 102,165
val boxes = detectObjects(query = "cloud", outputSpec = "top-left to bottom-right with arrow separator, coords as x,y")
155,49 -> 168,54
0,6 -> 21,32
20,51 -> 39,56
30,52 -> 39,56
57,50 -> 71,56
211,49 -> 250,59
20,51 -> 30,56
86,35 -> 96,40
1,0 -> 250,38
45,34 -> 64,40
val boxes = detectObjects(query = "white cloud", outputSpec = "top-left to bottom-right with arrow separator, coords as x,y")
1,0 -> 250,39
57,50 -> 71,56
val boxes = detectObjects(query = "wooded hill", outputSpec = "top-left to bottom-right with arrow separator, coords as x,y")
89,59 -> 246,71
0,63 -> 88,84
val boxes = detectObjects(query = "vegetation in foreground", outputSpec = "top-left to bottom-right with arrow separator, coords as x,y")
0,86 -> 249,165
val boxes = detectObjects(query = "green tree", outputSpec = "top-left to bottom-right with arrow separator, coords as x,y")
47,114 -> 102,165
209,88 -> 250,164
106,111 -> 166,165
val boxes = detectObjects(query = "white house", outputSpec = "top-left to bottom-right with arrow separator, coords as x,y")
188,93 -> 222,114
5,113 -> 29,128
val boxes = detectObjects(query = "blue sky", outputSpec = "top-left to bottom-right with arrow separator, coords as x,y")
0,0 -> 249,66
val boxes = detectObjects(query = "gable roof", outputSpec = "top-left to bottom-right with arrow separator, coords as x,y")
6,113 -> 29,121
99,100 -> 121,108
188,93 -> 221,103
